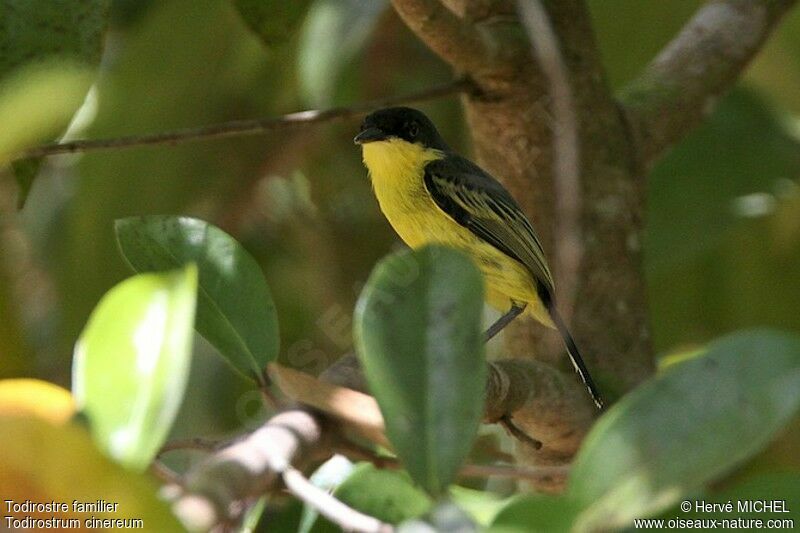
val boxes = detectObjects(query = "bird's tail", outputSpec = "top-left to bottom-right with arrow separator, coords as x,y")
540,289 -> 605,410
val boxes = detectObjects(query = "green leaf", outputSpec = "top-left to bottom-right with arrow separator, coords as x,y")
298,0 -> 387,106
449,486 -> 513,527
0,416 -> 182,531
299,455 -> 356,533
302,462 -> 431,532
569,329 -> 800,530
335,464 -> 432,525
115,216 -> 279,384
354,245 -> 486,496
0,0 -> 110,206
233,0 -> 313,48
0,63 -> 93,164
658,472 -> 800,524
0,0 -> 110,78
72,265 -> 198,471
488,495 -> 582,533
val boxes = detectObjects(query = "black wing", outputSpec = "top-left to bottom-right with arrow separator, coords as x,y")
423,155 -> 555,294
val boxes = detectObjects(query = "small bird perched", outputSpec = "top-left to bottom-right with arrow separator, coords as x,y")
355,106 -> 603,410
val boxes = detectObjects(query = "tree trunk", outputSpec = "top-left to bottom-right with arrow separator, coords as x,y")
461,0 -> 653,398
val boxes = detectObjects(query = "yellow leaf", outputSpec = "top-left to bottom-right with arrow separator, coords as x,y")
0,379 -> 76,424
0,416 -> 181,531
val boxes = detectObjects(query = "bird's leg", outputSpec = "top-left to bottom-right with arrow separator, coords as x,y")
484,303 -> 526,342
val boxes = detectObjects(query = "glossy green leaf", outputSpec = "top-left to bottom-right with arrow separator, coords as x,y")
115,216 -> 279,384
233,0 -> 313,48
336,465 -> 432,525
0,416 -> 182,531
298,0 -> 387,106
72,265 -> 198,471
569,330 -> 800,530
489,495 -> 581,533
304,463 -> 432,532
354,245 -> 486,496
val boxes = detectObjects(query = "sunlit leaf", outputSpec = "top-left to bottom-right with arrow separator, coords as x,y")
72,265 -> 197,471
298,455 -> 357,533
0,0 -> 110,205
0,416 -> 181,530
298,0 -> 387,106
0,64 -> 93,164
116,216 -> 279,384
0,379 -> 75,424
569,329 -> 800,530
354,245 -> 486,496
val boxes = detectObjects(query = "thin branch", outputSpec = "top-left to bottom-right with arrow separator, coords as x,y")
16,79 -> 470,160
159,437 -> 223,456
283,466 -> 392,533
620,0 -> 798,168
170,408 -> 326,531
151,460 -> 182,485
389,0 -> 493,74
516,0 -> 582,322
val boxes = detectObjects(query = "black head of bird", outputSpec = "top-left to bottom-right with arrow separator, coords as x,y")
354,107 -> 449,151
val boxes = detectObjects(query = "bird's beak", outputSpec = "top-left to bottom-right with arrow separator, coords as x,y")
354,127 -> 387,145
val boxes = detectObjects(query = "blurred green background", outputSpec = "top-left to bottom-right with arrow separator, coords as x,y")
1,0 -> 798,477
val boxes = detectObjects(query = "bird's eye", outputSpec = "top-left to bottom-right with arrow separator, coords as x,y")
407,121 -> 419,139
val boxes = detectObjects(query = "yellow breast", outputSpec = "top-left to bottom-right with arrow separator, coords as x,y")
361,139 -> 548,324
362,139 -> 447,248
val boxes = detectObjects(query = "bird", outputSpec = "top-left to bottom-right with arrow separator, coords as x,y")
354,106 -> 603,410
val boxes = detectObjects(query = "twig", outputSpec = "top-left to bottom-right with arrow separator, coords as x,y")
516,0 -> 582,321
620,0 -> 798,168
283,466 -> 392,533
151,460 -> 182,485
17,79 -> 470,160
159,437 -> 223,456
170,408 -> 326,531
